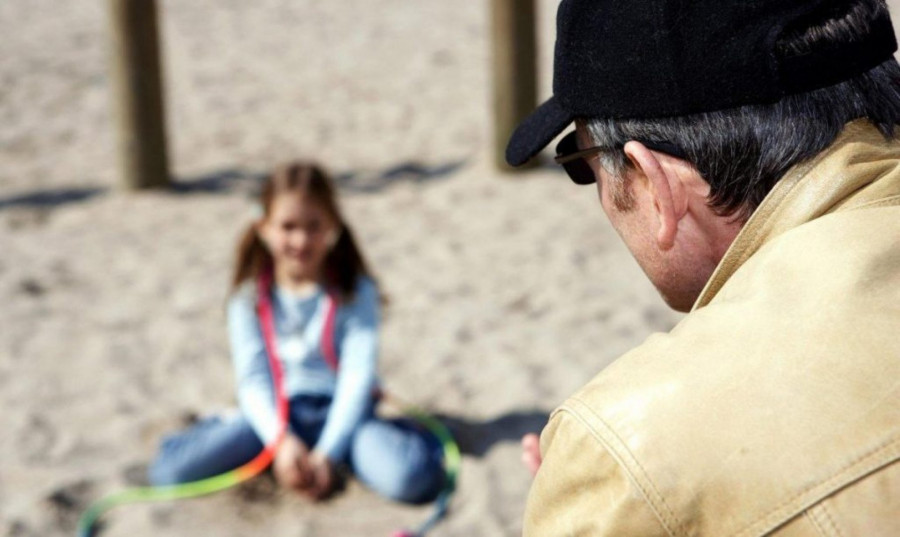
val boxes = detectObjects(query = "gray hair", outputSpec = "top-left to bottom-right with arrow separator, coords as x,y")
585,0 -> 900,219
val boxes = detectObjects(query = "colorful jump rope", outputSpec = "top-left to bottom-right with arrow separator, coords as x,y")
77,271 -> 460,537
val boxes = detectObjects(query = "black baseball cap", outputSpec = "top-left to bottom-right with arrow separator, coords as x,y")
506,0 -> 898,166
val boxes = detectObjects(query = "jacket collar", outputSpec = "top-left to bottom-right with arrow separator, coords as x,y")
694,120 -> 900,310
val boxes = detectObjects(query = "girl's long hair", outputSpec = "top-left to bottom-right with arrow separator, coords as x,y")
231,162 -> 376,301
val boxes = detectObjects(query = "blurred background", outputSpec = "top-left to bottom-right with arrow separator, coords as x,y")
2,1 -> 898,536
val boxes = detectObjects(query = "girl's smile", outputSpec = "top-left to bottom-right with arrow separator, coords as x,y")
259,193 -> 339,289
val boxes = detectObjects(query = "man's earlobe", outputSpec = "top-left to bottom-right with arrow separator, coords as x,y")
623,141 -> 678,250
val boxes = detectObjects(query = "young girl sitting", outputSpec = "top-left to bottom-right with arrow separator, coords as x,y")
148,162 -> 445,504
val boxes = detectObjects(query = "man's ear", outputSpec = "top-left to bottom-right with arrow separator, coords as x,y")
623,141 -> 686,250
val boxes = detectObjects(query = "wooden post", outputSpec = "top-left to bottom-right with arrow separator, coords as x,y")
491,0 -> 538,171
108,0 -> 170,190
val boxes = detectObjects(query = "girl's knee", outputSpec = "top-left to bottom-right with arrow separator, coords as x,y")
357,460 -> 443,504
351,421 -> 445,504
390,464 -> 444,504
147,459 -> 190,486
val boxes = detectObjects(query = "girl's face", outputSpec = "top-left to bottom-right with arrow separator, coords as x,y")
259,193 -> 339,283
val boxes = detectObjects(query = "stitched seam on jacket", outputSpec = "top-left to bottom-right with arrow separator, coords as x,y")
817,502 -> 844,537
559,399 -> 685,537
843,193 -> 900,210
805,507 -> 833,537
736,437 -> 900,537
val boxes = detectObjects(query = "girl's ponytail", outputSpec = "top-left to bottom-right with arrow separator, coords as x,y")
231,222 -> 271,293
324,223 -> 373,302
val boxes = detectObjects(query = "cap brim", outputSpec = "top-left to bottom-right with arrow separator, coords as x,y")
505,96 -> 574,167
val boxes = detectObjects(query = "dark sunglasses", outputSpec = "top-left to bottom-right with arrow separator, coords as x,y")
554,131 -> 687,185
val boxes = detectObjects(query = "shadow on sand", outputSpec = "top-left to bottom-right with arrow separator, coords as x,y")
0,160 -> 467,211
334,160 -> 466,193
171,169 -> 267,194
173,160 -> 467,196
173,159 -> 466,195
0,187 -> 106,210
435,410 -> 550,457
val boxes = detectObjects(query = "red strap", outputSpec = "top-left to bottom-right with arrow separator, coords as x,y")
255,271 -> 289,438
320,293 -> 339,371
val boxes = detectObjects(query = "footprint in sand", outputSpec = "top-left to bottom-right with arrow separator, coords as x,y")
4,519 -> 38,537
44,479 -> 94,531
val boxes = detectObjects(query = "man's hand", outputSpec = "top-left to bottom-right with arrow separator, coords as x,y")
521,433 -> 542,477
273,433 -> 313,491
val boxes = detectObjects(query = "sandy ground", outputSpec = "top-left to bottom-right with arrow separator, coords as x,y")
7,1 -> 895,536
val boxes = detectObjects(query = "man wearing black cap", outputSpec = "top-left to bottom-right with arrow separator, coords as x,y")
508,0 -> 900,534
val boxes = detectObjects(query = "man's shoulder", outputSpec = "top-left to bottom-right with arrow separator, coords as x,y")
557,226 -> 900,535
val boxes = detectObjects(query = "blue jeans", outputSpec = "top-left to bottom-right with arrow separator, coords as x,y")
148,395 -> 445,504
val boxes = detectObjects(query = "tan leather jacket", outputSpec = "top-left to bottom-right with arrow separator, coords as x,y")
525,121 -> 900,536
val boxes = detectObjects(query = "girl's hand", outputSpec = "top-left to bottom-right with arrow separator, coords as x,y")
304,451 -> 336,501
274,433 -> 313,491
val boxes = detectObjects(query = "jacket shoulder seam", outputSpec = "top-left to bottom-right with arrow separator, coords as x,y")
805,507 -> 831,537
806,502 -> 844,537
842,192 -> 900,210
560,400 -> 900,537
559,398 -> 685,537
736,436 -> 900,537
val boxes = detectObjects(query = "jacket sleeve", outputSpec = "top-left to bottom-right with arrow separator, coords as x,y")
227,290 -> 280,444
314,278 -> 380,461
524,410 -> 670,537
